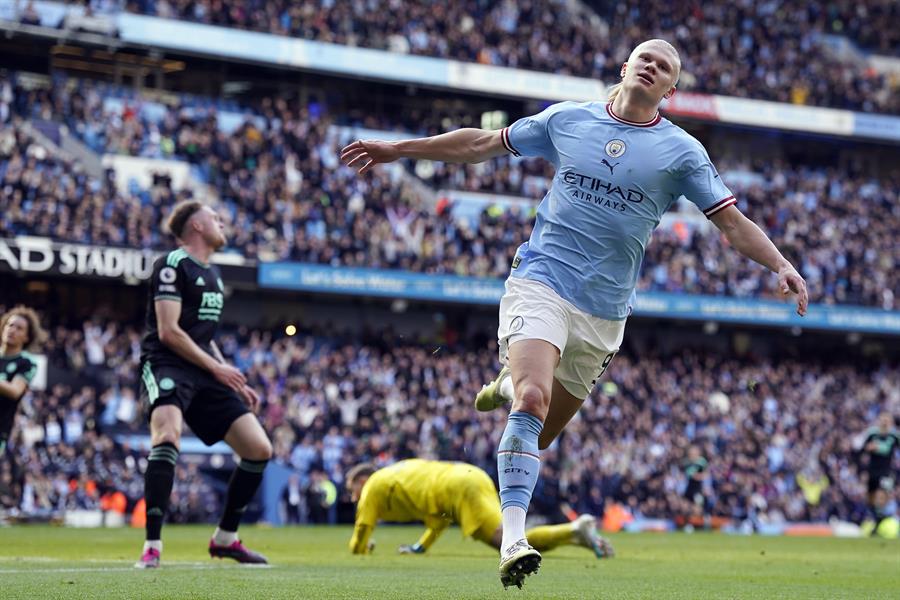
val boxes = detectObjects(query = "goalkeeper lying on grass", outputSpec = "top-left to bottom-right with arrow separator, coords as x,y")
347,459 -> 613,558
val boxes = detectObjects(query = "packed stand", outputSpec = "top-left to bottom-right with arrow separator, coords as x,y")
234,326 -> 900,526
2,314 -> 898,527
0,125 -> 185,249
0,314 -> 218,524
4,75 -> 898,309
116,0 -> 900,114
641,160 -> 898,310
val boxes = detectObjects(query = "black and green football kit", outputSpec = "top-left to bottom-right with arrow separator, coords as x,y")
683,456 -> 708,505
139,249 -> 248,445
862,428 -> 900,493
0,351 -> 38,452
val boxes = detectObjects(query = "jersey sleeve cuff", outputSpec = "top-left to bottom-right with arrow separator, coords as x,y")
500,127 -> 521,157
703,196 -> 736,218
153,294 -> 182,302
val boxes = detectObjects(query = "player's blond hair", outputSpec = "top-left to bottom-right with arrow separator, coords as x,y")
166,200 -> 205,239
608,39 -> 681,102
0,305 -> 47,351
345,462 -> 377,490
606,82 -> 624,102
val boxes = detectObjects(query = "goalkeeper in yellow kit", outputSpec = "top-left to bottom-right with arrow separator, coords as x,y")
347,459 -> 613,558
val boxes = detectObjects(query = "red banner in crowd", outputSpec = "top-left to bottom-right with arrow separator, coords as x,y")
661,92 -> 719,120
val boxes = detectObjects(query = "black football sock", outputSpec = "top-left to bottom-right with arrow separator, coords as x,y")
145,442 -> 179,541
218,459 -> 268,533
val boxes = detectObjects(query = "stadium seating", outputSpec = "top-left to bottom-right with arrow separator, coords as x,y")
2,4 -> 899,593
2,318 -> 892,526
125,0 -> 900,114
2,75 -> 897,309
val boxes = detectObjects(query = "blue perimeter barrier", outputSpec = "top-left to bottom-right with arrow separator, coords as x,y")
259,262 -> 900,335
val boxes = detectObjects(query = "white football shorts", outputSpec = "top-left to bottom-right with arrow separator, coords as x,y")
497,277 -> 626,399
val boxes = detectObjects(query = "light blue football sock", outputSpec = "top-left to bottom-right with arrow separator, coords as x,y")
497,411 -> 544,511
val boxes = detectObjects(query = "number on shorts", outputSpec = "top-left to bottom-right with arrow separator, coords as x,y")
591,352 -> 616,385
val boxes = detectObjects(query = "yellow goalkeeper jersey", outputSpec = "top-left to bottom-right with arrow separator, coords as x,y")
349,459 -> 499,553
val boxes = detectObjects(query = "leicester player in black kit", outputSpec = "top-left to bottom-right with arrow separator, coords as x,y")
682,445 -> 709,527
135,201 -> 272,568
0,306 -> 45,455
858,412 -> 899,532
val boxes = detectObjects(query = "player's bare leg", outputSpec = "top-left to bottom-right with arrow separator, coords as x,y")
497,339 -> 557,588
538,379 -> 584,450
135,405 -> 183,569
480,373 -> 584,448
477,369 -> 583,439
208,413 -> 273,564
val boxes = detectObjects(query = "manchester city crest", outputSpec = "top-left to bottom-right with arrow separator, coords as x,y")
605,139 -> 626,158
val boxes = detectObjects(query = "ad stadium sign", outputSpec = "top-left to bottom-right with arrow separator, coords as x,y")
0,237 -> 154,281
0,237 -> 255,286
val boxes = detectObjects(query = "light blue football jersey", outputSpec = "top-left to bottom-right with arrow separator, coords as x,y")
500,101 -> 735,320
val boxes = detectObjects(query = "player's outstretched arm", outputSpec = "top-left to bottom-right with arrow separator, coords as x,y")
340,129 -> 507,174
709,205 -> 808,316
155,299 -> 246,390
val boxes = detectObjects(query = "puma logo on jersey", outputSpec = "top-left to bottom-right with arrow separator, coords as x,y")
601,159 -> 620,175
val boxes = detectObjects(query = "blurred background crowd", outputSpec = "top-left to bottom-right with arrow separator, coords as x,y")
1,0 -> 897,534
3,75 -> 896,309
125,0 -> 900,113
2,314 -> 896,527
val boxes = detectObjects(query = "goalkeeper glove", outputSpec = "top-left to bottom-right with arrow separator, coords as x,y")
397,543 -> 425,554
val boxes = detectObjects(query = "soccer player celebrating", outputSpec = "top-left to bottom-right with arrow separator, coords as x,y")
858,412 -> 899,531
135,201 -> 272,568
0,306 -> 44,455
340,39 -> 808,588
346,459 -> 613,560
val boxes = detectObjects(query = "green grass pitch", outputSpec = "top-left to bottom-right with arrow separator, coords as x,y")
1,525 -> 897,599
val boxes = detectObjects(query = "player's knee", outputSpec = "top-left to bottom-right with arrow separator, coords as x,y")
513,382 -> 551,419
259,439 -> 273,461
150,428 -> 180,449
243,438 -> 273,462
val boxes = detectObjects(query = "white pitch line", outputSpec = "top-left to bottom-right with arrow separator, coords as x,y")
1,565 -> 213,574
0,557 -> 143,564
0,556 -> 63,562
0,562 -> 273,574
0,557 -> 207,565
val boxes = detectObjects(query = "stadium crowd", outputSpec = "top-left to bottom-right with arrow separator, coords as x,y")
3,75 -> 898,309
0,317 -> 220,523
117,0 -> 900,114
2,314 -> 897,528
